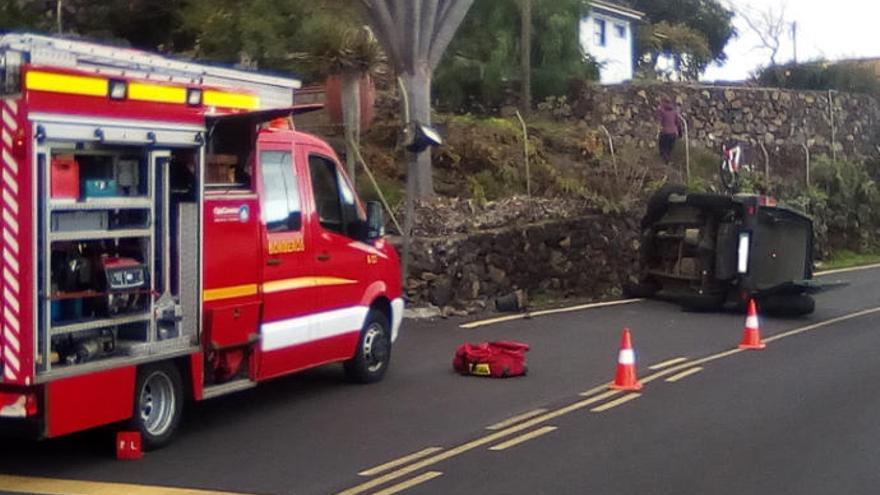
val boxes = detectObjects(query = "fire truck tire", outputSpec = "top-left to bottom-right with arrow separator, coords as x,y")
345,310 -> 392,384
129,362 -> 183,450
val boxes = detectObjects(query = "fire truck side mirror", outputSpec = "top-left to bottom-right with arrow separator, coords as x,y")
366,201 -> 385,240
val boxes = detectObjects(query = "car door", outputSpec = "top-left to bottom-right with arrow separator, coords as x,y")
303,148 -> 369,359
255,143 -> 321,379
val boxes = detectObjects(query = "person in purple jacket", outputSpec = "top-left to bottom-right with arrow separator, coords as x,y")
656,97 -> 683,163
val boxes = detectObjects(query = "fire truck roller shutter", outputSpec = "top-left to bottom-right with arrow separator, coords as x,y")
31,115 -> 204,147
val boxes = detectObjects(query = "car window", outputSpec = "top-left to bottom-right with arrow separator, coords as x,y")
308,155 -> 345,234
260,150 -> 301,232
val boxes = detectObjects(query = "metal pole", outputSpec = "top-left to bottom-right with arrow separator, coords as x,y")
802,142 -> 811,187
828,90 -> 836,162
397,76 -> 413,284
514,110 -> 531,198
678,115 -> 690,183
759,141 -> 770,180
599,125 -> 617,184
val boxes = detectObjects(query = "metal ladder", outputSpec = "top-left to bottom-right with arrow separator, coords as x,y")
0,32 -> 300,109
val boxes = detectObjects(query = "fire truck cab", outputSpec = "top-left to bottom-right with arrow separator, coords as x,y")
0,34 -> 403,448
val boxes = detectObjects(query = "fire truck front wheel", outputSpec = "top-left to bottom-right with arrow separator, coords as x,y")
345,310 -> 392,384
129,362 -> 184,450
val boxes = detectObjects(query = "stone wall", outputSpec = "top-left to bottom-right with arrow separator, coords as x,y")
401,214 -> 640,313
572,83 -> 880,157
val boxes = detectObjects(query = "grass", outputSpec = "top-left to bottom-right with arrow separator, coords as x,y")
818,249 -> 880,271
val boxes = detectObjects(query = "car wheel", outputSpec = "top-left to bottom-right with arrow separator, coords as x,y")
642,183 -> 687,230
679,292 -> 725,312
623,280 -> 660,298
129,362 -> 183,450
760,294 -> 815,316
345,311 -> 392,384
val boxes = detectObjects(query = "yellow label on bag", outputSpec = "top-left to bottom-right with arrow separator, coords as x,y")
470,363 -> 491,376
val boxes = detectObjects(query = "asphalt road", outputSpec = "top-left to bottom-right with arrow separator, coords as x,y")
1,265 -> 879,495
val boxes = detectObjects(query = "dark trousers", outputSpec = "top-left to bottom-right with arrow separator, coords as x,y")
658,133 -> 677,162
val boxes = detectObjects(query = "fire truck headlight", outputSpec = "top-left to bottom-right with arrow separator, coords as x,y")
186,88 -> 203,106
109,80 -> 127,100
737,232 -> 751,274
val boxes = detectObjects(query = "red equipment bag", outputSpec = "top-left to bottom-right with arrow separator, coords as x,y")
453,341 -> 529,378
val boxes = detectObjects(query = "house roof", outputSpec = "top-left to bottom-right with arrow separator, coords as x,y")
590,1 -> 645,21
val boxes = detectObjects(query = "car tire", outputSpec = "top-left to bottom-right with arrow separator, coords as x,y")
344,311 -> 392,384
685,193 -> 735,209
760,294 -> 815,316
642,183 -> 687,229
623,281 -> 660,298
128,362 -> 183,451
679,293 -> 725,312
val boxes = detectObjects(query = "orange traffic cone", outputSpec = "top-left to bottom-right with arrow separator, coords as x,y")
611,328 -> 642,391
738,299 -> 766,350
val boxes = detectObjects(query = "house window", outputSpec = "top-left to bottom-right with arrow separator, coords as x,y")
615,24 -> 626,39
594,18 -> 606,46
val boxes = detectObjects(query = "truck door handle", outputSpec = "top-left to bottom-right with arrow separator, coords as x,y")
266,258 -> 282,266
316,252 -> 331,262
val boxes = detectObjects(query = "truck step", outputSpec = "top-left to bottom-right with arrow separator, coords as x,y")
202,378 -> 257,400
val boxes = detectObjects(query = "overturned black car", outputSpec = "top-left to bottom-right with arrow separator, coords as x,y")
626,184 -> 818,315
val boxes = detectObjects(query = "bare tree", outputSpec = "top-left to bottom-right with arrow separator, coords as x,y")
737,1 -> 789,66
361,0 -> 474,199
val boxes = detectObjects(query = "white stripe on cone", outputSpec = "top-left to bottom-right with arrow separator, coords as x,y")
618,348 -> 635,365
745,314 -> 759,329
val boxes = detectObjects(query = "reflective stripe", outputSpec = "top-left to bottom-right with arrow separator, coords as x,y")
204,90 -> 260,110
25,70 -> 108,97
261,306 -> 368,352
128,81 -> 187,104
202,283 -> 258,302
745,315 -> 759,329
618,348 -> 635,365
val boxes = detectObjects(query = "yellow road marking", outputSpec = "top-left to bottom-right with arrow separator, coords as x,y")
335,390 -> 621,495
591,393 -> 641,412
371,472 -> 443,495
649,357 -> 689,370
814,262 -> 880,276
459,298 -> 644,329
358,447 -> 443,476
486,409 -> 548,431
665,367 -> 704,383
489,426 -> 558,451
579,382 -> 613,397
0,475 -> 246,495
763,306 -> 880,343
339,304 -> 880,495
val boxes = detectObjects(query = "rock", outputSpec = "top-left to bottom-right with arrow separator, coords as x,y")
404,305 -> 441,320
488,265 -> 507,285
428,277 -> 453,307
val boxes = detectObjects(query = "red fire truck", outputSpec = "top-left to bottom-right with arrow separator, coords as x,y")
0,34 -> 403,448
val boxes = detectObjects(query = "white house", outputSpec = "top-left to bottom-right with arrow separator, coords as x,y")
579,1 -> 645,84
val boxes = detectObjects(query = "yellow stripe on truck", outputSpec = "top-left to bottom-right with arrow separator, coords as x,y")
128,81 -> 187,104
204,90 -> 260,110
25,71 -> 108,97
203,284 -> 258,302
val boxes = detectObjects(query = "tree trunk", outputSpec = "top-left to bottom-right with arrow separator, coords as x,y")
402,68 -> 434,198
520,0 -> 532,114
341,71 -> 362,182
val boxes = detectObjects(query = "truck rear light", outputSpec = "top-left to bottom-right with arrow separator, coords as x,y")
186,88 -> 202,106
0,391 -> 38,418
108,79 -> 127,100
737,232 -> 751,274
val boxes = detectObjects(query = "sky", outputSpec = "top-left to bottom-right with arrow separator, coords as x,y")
702,0 -> 880,81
